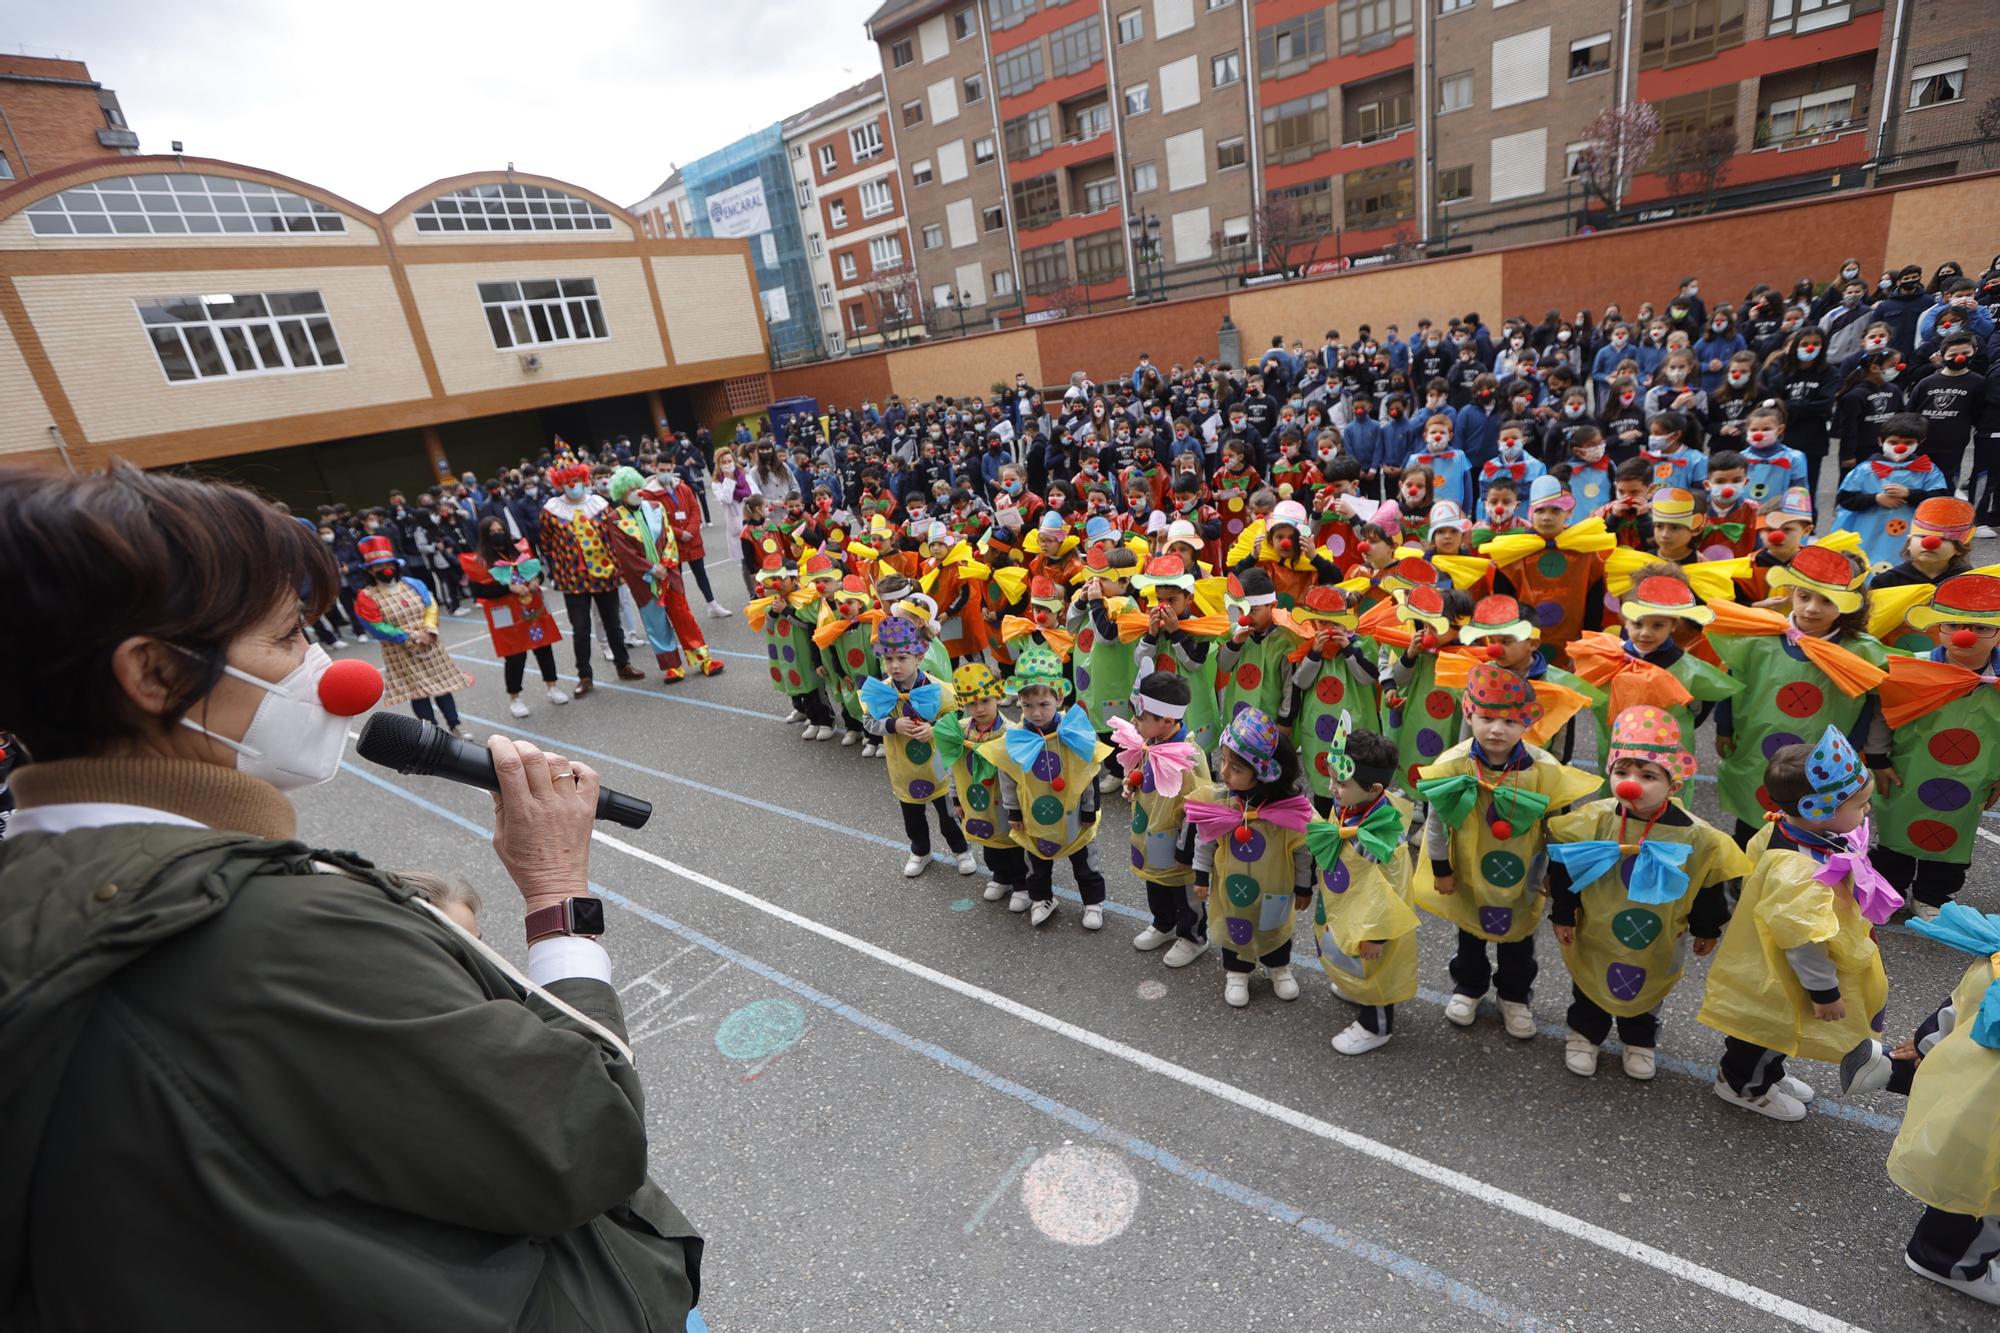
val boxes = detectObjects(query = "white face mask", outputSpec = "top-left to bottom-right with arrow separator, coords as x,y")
179,644 -> 353,790
1883,441 -> 1920,462
1576,444 -> 1606,462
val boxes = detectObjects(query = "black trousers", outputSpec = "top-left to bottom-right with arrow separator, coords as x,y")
899,797 -> 967,857
1717,1035 -> 1786,1097
1567,985 -> 1658,1048
409,693 -> 461,728
1224,939 -> 1292,973
563,589 -> 629,679
503,645 -> 560,694
686,557 -> 716,603
1871,846 -> 1968,909
1450,929 -> 1537,1003
1144,878 -> 1205,941
1026,843 -> 1105,904
1908,1207 -> 2000,1281
795,688 -> 834,726
1732,818 -> 1763,847
984,843 -> 1028,887
1351,1003 -> 1394,1034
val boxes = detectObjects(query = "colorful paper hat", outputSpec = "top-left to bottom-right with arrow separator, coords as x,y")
1457,594 -> 1536,642
952,662 -> 1009,703
1528,475 -> 1573,512
1292,583 -> 1356,624
1648,488 -> 1704,530
1232,567 -> 1277,606
1083,515 -> 1116,547
834,574 -> 873,605
1029,574 -> 1066,608
874,616 -> 926,655
1325,710 -> 1357,783
1461,660 -> 1544,726
1767,543 -> 1866,612
1132,553 -> 1194,593
1394,583 -> 1454,634
606,466 -> 647,503
1269,499 -> 1310,532
1369,501 -> 1404,536
801,552 -> 841,583
358,535 -> 401,568
1905,572 -> 2000,631
1912,496 -> 1975,546
1427,500 -> 1472,533
1606,705 -> 1696,782
1218,706 -> 1282,782
1010,643 -> 1070,698
1622,574 -> 1714,625
1795,725 -> 1867,821
754,553 -> 795,584
1773,486 -> 1816,524
1382,556 -> 1440,594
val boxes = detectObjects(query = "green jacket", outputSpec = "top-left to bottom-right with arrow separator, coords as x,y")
0,825 -> 700,1332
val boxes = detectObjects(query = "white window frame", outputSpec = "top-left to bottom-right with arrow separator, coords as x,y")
818,144 -> 839,173
912,159 -> 935,187
1132,160 -> 1159,193
830,199 -> 850,229
1766,84 -> 1858,139
1216,135 -> 1246,170
923,223 -> 944,248
1769,0 -> 1854,37
850,123 -> 885,161
818,282 -> 834,309
477,278 -> 609,353
136,290 -> 347,383
1117,9 -> 1144,42
954,6 -> 976,39
796,180 -> 814,208
991,268 -> 1016,298
1563,141 -> 1589,179
1438,71 -> 1473,114
973,135 -> 996,164
964,73 -> 986,104
891,39 -> 914,67
1220,215 -> 1250,250
1568,33 -> 1611,80
808,232 -> 824,257
869,234 -> 905,268
1125,83 -> 1151,115
29,173 -> 349,237
411,183 -> 608,234
1438,164 -> 1474,204
1909,56 -> 1969,110
859,178 -> 895,218
1212,50 -> 1241,87
1439,0 -> 1472,10
982,204 -> 1006,232
838,252 -> 859,280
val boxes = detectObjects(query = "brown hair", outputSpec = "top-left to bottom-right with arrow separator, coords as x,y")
0,463 -> 335,761
1764,743 -> 1814,815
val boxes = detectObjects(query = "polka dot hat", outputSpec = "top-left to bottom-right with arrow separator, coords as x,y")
1606,705 -> 1697,782
1461,660 -> 1544,727
1219,706 -> 1283,782
952,662 -> 1008,703
1796,725 -> 1867,821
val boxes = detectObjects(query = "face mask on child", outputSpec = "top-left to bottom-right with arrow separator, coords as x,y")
1746,429 -> 1776,448
1576,444 -> 1606,463
1882,440 -> 1920,462
1710,483 -> 1742,507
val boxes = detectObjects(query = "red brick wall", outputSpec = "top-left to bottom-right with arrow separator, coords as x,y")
768,348 -> 897,407
0,66 -> 122,176
1033,295 -> 1231,389
812,113 -> 892,184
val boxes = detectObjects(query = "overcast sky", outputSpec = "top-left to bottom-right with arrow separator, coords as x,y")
5,0 -> 886,209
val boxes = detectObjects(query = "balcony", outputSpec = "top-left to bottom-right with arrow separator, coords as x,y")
1340,71 -> 1415,149
97,127 -> 140,150
1753,57 -> 1874,152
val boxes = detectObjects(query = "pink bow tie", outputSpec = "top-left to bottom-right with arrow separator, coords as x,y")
1108,716 -> 1201,798
1813,818 -> 1904,925
1185,795 -> 1316,842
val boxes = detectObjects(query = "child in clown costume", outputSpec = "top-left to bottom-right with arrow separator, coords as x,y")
1546,707 -> 1750,1081
1414,663 -> 1600,1039
1111,671 -> 1212,967
1218,568 -> 1304,730
1864,573 -> 2000,921
1130,554 -> 1228,751
747,556 -> 839,736
978,644 -> 1113,930
1303,720 -> 1418,1056
1706,542 -> 1888,841
1832,413 -> 1949,568
1601,493 -> 1750,662
1867,497 -> 1979,654
352,535 -> 476,738
1565,572 -> 1740,751
1067,546 -> 1144,793
930,664 -> 1029,909
457,523 -> 567,720
874,577 -> 955,682
1282,585 -> 1381,816
1886,904 -> 2000,1307
1444,593 -> 1598,762
1373,580 -> 1476,795
1696,728 -> 1899,1122
1734,485 -> 1820,605
1185,708 -> 1318,1009
813,574 -> 885,753
861,616 -> 978,880
1227,499 -> 1345,608
599,467 -> 723,684
998,574 -> 1076,675
1480,475 -> 1614,665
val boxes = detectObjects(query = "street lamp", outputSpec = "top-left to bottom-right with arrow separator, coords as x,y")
946,288 -> 971,337
1126,212 -> 1164,303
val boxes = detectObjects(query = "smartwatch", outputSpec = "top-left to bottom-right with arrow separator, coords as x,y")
524,897 -> 607,946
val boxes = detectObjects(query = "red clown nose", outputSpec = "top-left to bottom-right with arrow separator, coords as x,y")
318,658 -> 384,717
1764,528 -> 1786,545
1485,643 -> 1506,660
1952,628 -> 1981,649
1613,779 -> 1644,803
1418,631 -> 1439,651
1238,614 -> 1254,627
1922,535 -> 1943,551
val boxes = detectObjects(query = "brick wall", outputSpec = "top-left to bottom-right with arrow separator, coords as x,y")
0,72 -> 120,177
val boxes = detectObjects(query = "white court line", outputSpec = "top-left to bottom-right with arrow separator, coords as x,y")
588,827 -> 1869,1333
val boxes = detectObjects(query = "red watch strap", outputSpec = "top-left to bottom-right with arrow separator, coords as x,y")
524,903 -> 570,945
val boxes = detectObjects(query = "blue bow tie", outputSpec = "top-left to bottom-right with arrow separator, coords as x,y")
1005,704 -> 1098,769
1548,838 -> 1693,905
859,675 -> 941,722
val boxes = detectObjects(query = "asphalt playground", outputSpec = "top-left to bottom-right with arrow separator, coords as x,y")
295,533 -> 2000,1333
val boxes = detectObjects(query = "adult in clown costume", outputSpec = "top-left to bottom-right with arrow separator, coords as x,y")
458,518 -> 567,719
1546,707 -> 1750,1081
1865,573 -> 2000,920
351,535 -> 475,737
1886,904 -> 2000,1307
1697,727 -> 1898,1123
1479,475 -> 1615,664
1706,542 -> 1888,840
599,467 -> 722,684
1414,663 -> 1600,1039
1282,585 -> 1381,815
539,461 -> 642,693
861,616 -> 976,879
930,663 -> 1028,908
1302,719 -> 1417,1056
1130,553 -> 1228,751
1830,412 -> 1948,568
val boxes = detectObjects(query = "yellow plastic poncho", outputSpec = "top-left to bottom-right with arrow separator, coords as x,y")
1129,748 -> 1212,886
864,673 -> 960,804
1886,957 -> 2000,1218
979,730 -> 1111,862
1190,782 -> 1310,961
1695,823 -> 1889,1061
1309,794 -> 1419,1007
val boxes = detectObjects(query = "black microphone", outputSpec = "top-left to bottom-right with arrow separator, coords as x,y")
356,712 -> 652,830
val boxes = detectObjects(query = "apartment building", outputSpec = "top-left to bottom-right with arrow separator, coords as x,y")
632,170 -> 691,240
0,55 -> 138,183
781,77 -> 926,354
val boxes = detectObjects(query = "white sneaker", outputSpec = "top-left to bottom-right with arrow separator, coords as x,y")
1132,925 -> 1176,951
1008,890 -> 1030,913
982,879 -> 1008,902
1443,993 -> 1479,1027
1268,965 -> 1300,1000
784,707 -> 806,723
955,850 -> 978,875
1903,1251 -> 2000,1307
508,697 -> 531,719
602,645 -> 616,662
1030,900 -> 1056,927
1082,905 -> 1104,931
708,602 -> 733,619
1564,1032 -> 1600,1077
1909,900 -> 1942,922
1096,770 -> 1121,795
1162,937 -> 1209,968
1499,1000 -> 1537,1040
799,724 -> 818,742
1621,1046 -> 1657,1081
546,685 -> 569,705
1224,973 -> 1250,1007
1332,1021 -> 1392,1056
1776,1074 -> 1816,1104
1977,525 -> 1998,540
902,854 -> 928,878
862,741 -> 882,758
816,724 -> 838,741
1840,1039 -> 1894,1096
840,730 -> 860,747
331,637 -> 350,648
1711,1077 -> 1807,1121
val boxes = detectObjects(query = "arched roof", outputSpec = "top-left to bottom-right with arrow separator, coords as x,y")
0,153 -> 378,228
379,170 -> 639,230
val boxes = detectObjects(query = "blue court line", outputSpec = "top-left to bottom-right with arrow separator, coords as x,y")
340,762 -> 1554,1333
449,651 -> 785,721
451,713 -> 1907,1136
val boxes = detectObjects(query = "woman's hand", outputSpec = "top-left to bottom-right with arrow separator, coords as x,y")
487,736 -> 598,915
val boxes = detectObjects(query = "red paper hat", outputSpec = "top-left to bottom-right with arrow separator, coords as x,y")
1907,572 -> 2000,630
1768,543 -> 1865,612
1623,575 -> 1713,624
801,552 -> 839,582
1299,584 -> 1347,615
357,535 -> 400,568
841,574 -> 871,596
1144,554 -> 1186,579
1395,583 -> 1452,632
1913,496 -> 1975,545
1029,574 -> 1065,605
1458,594 -> 1535,642
1084,547 -> 1111,571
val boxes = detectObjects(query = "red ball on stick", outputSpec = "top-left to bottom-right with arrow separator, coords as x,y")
1232,825 -> 1253,844
1051,776 -> 1067,792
